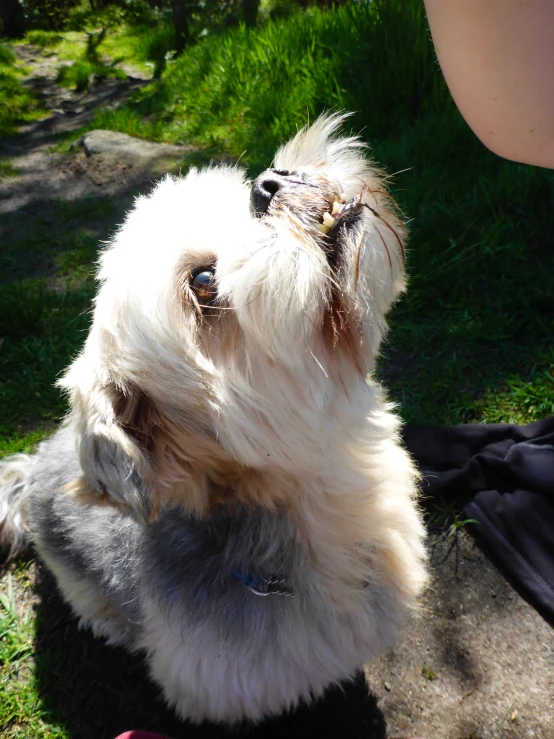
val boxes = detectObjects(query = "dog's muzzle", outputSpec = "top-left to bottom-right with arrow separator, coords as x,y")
250,169 -> 304,217
251,169 -> 363,271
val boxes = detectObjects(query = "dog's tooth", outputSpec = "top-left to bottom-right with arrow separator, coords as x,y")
340,192 -> 348,203
322,212 -> 335,229
318,222 -> 330,234
331,200 -> 341,216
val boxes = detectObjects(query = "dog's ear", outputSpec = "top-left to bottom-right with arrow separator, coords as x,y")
61,371 -> 161,524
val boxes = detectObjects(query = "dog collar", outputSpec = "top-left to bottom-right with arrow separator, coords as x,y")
231,569 -> 294,597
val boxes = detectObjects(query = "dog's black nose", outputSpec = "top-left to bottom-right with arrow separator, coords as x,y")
250,169 -> 291,216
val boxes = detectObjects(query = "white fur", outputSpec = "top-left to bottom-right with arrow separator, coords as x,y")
38,545 -> 137,647
1,114 -> 427,724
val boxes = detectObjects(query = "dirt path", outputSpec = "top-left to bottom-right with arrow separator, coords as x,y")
0,44 -> 153,215
1,45 -> 553,739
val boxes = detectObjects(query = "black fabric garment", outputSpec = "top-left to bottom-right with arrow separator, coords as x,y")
403,418 -> 554,625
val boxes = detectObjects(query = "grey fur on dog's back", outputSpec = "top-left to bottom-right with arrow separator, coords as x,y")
6,425 -> 404,722
4,425 -> 336,645
2,423 -> 402,693
144,505 -> 301,644
29,427 -> 142,623
1,426 -> 142,622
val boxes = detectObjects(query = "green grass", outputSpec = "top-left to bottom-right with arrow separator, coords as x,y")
0,41 -> 17,64
0,43 -> 46,136
43,31 -> 87,61
0,572 -> 64,739
24,30 -> 63,48
56,57 -> 126,91
421,665 -> 437,681
0,158 -> 18,179
98,22 -> 175,77
0,197 -> 124,457
22,11 -> 170,93
375,114 -> 554,424
51,28 -> 130,91
39,21 -> 173,80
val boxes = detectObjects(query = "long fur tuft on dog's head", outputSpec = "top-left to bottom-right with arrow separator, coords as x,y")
59,114 -> 409,522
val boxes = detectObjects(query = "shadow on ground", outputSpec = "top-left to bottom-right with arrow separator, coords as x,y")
366,532 -> 554,739
32,566 -> 386,739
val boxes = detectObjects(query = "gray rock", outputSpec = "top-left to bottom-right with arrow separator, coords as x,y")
70,130 -> 187,171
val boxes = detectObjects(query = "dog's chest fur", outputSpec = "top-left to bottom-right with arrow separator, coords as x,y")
142,504 -> 304,639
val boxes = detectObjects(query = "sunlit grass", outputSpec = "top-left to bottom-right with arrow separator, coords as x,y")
0,43 -> 46,136
24,30 -> 63,48
38,23 -> 172,80
0,570 -> 69,739
99,23 -> 175,77
56,58 -> 126,91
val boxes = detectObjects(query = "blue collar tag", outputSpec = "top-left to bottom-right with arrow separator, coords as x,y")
231,569 -> 294,597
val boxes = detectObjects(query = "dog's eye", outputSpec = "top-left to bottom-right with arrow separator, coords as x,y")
190,269 -> 217,306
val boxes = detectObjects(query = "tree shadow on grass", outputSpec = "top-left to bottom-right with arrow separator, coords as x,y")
32,566 -> 387,739
0,195 -> 128,286
0,192 -> 139,450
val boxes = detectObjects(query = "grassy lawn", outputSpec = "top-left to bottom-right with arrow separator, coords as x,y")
0,196 -> 127,458
0,42 -> 46,137
1,0 -> 553,736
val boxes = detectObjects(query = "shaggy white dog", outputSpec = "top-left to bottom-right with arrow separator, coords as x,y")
0,114 -> 426,724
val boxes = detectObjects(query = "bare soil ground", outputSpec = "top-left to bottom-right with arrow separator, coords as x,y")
1,45 -> 552,739
367,532 -> 554,739
0,45 -> 155,215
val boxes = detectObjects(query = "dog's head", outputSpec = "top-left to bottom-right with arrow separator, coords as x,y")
61,114 -> 407,521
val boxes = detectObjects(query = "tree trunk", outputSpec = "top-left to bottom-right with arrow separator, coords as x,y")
170,0 -> 193,54
0,0 -> 25,39
242,0 -> 260,28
